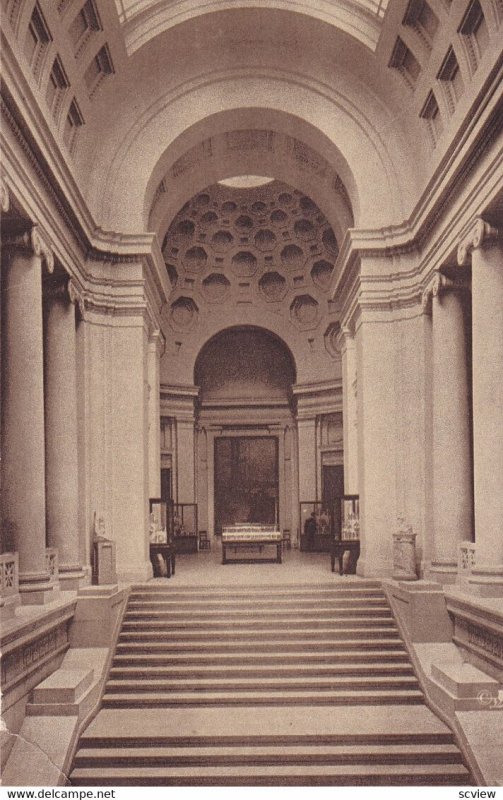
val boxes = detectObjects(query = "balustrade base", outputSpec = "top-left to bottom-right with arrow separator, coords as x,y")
19,573 -> 60,605
467,566 -> 503,597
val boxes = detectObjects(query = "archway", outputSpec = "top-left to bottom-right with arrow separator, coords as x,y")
194,326 -> 297,536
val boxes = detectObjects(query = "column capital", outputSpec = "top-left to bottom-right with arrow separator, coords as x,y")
422,272 -> 470,314
457,218 -> 500,266
0,175 -> 10,213
44,276 -> 85,316
3,224 -> 54,273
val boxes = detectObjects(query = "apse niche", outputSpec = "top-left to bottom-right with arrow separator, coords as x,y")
195,327 -> 296,404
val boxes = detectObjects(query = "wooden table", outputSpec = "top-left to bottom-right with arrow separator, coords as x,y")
222,528 -> 282,564
330,539 -> 360,575
150,543 -> 176,578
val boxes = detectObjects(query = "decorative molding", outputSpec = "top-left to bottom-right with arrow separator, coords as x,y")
457,217 -> 500,265
1,610 -> 74,699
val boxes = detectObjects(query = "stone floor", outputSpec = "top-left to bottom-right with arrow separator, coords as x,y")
155,544 -> 357,587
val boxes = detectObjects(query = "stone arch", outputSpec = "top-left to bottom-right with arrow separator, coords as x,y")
89,72 -> 420,232
194,325 -> 297,403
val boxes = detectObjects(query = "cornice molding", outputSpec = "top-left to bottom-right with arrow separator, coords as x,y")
292,379 -> 342,398
1,71 -> 170,303
160,383 -> 200,399
1,31 -> 502,325
329,57 -> 503,304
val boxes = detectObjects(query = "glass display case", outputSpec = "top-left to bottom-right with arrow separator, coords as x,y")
299,502 -> 334,552
331,495 -> 360,575
148,498 -> 175,578
337,495 -> 360,540
149,498 -> 168,543
172,503 -> 198,553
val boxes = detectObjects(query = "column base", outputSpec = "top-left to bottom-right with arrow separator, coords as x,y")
58,565 -> 88,591
117,559 -> 153,584
427,559 -> 458,584
467,565 -> 503,597
356,557 -> 393,579
19,571 -> 60,605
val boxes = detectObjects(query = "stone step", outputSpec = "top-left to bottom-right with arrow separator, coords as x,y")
109,663 -> 416,680
111,649 -> 411,667
106,674 -> 420,692
101,688 -> 425,707
129,581 -> 385,602
124,607 -> 393,620
70,580 -> 472,788
121,617 -> 396,631
73,742 -> 463,767
77,704 -> 458,746
117,627 -> 400,643
70,761 -> 471,786
114,638 -> 406,653
130,581 -> 382,590
127,598 -> 389,610
78,730 -> 457,748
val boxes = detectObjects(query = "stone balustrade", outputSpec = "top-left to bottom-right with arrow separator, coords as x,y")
1,552 -> 19,598
458,541 -> 476,586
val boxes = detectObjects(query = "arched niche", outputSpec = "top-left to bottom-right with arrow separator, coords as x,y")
194,326 -> 296,406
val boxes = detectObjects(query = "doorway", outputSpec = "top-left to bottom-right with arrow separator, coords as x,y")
214,436 -> 279,534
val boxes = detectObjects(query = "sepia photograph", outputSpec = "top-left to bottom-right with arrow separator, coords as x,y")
0,0 -> 502,793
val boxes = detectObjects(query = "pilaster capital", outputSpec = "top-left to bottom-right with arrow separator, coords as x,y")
335,324 -> 355,354
457,218 -> 500,266
148,328 -> 165,356
68,279 -> 86,317
0,176 -> 10,213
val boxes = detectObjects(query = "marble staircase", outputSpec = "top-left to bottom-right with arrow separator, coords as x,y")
70,581 -> 473,785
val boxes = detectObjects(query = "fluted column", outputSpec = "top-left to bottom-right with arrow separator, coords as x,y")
423,272 -> 472,583
44,277 -> 86,589
458,218 -> 503,595
1,225 -> 57,603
